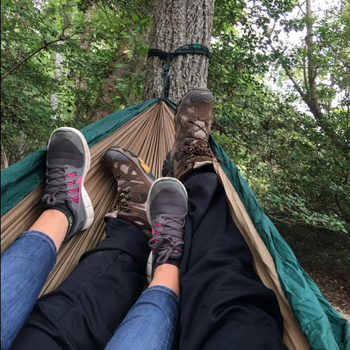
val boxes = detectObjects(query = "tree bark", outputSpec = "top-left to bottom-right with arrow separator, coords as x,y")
143,0 -> 215,102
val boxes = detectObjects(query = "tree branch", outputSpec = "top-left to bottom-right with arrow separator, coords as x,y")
268,42 -> 307,99
267,20 -> 307,99
267,6 -> 350,163
1,30 -> 81,81
303,45 -> 309,92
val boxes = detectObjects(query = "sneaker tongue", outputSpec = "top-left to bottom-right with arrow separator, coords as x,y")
48,139 -> 84,167
162,215 -> 184,238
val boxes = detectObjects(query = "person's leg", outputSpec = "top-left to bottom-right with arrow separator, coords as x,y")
1,223 -> 58,350
104,177 -> 187,350
1,127 -> 94,350
164,89 -> 287,350
29,209 -> 68,249
10,147 -> 155,350
10,218 -> 150,350
104,267 -> 180,350
179,173 -> 287,350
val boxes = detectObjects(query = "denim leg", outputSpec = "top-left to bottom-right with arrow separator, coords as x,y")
11,218 -> 150,350
105,286 -> 179,350
1,231 -> 56,350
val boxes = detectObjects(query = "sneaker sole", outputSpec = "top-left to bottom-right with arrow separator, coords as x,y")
48,127 -> 94,231
146,251 -> 153,284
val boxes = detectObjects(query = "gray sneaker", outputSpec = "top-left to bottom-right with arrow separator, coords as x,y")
42,127 -> 94,241
146,177 -> 188,280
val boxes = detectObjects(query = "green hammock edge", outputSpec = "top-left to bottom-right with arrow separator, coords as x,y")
1,97 -> 349,350
209,136 -> 350,350
0,98 -> 158,217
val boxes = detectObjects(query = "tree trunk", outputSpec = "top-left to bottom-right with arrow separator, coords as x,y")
143,0 -> 215,102
18,131 -> 25,160
1,143 -> 9,169
76,24 -> 92,90
90,63 -> 118,122
74,6 -> 95,120
50,42 -> 64,119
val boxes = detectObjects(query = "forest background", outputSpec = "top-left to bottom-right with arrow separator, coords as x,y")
1,0 -> 349,312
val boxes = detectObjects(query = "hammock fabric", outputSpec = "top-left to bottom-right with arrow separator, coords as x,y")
1,98 -> 349,350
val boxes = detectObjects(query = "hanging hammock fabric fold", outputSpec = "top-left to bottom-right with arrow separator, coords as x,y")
1,98 -> 349,350
1,98 -> 158,217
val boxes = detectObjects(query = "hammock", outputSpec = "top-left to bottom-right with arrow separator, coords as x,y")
1,98 -> 349,350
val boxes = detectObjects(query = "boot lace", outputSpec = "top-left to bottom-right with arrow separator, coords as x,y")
111,173 -> 133,213
180,139 -> 224,166
181,140 -> 213,157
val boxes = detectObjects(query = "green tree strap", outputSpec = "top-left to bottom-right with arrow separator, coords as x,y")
148,44 -> 210,98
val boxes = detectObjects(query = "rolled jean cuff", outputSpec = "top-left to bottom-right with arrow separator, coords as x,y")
17,230 -> 57,269
143,285 -> 180,303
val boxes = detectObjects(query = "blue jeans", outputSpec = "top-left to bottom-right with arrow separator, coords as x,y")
105,285 -> 179,350
1,230 -> 179,350
1,231 -> 57,350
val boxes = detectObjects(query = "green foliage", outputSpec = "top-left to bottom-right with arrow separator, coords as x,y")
210,0 -> 350,234
1,0 -> 151,162
1,0 -> 348,238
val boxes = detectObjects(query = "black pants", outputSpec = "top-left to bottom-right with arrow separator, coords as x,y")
11,173 -> 286,349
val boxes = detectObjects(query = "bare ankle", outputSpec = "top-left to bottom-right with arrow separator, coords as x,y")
149,264 -> 180,296
29,210 -> 69,250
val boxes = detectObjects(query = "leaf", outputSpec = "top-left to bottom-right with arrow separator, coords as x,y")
123,49 -> 133,58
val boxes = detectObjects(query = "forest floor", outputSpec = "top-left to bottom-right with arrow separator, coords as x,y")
305,267 -> 350,322
282,227 -> 350,322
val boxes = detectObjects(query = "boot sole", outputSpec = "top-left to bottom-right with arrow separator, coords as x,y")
107,146 -> 156,183
162,151 -> 173,177
175,88 -> 213,127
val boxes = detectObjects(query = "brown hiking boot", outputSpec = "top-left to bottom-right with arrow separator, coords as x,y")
104,147 -> 155,237
162,88 -> 215,183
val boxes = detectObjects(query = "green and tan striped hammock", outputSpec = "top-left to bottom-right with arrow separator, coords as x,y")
1,98 -> 349,350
